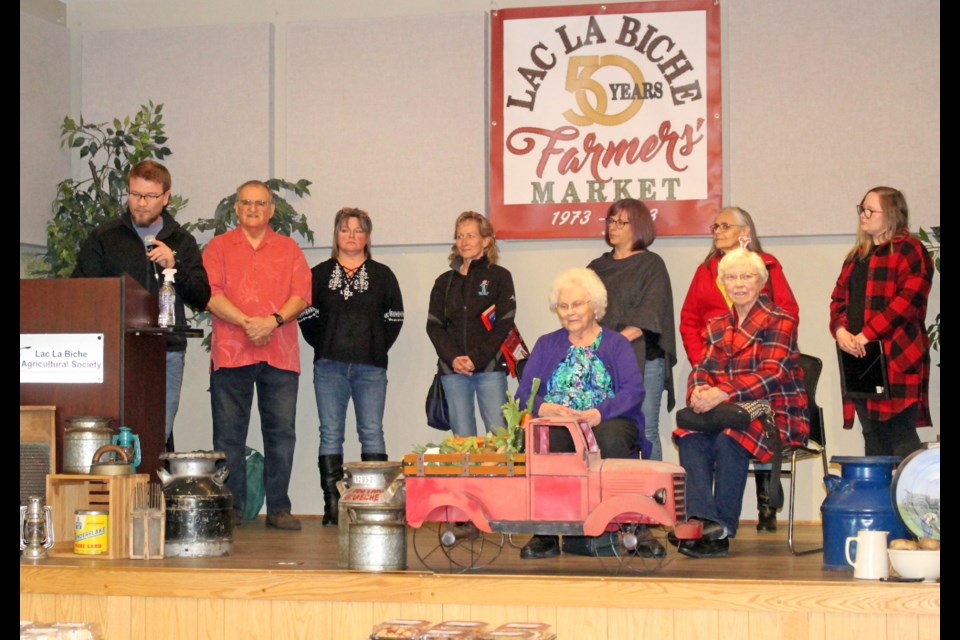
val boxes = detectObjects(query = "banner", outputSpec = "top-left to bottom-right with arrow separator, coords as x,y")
490,1 -> 721,239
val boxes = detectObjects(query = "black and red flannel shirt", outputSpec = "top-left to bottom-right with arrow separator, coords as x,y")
830,234 -> 934,428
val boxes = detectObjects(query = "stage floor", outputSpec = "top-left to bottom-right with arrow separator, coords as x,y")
21,520 -> 940,640
21,518 -> 878,579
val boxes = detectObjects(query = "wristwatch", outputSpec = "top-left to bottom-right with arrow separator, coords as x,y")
272,312 -> 284,327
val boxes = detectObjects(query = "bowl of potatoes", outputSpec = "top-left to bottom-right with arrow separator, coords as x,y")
888,538 -> 940,581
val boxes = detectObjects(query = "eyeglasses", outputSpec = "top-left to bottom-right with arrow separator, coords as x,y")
856,205 -> 883,218
557,300 -> 590,313
128,191 -> 165,203
709,222 -> 740,233
722,273 -> 759,284
239,199 -> 270,209
605,218 -> 630,229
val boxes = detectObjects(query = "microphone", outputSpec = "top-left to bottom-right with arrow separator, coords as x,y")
144,234 -> 157,253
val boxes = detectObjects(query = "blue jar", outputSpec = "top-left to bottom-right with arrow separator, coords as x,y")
821,456 -> 909,569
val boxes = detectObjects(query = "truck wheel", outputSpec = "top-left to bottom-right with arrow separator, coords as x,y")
598,523 -> 674,575
411,522 -> 505,572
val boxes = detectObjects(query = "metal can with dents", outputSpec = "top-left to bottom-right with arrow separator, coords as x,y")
74,509 -> 109,554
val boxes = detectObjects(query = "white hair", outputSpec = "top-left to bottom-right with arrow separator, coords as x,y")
548,268 -> 608,321
717,248 -> 769,286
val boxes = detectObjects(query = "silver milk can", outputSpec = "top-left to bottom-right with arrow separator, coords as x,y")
63,416 -> 114,474
338,461 -> 405,569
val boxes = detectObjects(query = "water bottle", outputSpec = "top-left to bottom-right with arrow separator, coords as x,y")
159,268 -> 177,327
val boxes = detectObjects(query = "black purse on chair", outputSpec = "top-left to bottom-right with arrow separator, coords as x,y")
676,400 -> 784,508
675,400 -> 771,432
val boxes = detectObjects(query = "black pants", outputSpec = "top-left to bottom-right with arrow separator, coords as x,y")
854,401 -> 921,458
548,417 -> 638,459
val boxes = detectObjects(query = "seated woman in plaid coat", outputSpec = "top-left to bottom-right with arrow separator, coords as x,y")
673,248 -> 809,558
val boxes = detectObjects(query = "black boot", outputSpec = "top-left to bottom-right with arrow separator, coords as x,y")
361,453 -> 389,462
755,470 -> 779,532
319,454 -> 344,526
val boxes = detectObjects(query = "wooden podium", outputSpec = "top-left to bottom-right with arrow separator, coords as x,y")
20,276 -> 166,482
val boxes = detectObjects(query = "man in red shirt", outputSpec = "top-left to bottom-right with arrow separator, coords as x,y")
203,180 -> 311,530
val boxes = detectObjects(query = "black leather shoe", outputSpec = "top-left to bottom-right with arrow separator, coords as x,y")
699,519 -> 728,540
562,533 -> 619,557
520,535 -> 560,559
678,537 -> 729,559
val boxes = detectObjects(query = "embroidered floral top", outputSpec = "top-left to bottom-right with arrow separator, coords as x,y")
297,258 -> 404,369
544,332 -> 615,411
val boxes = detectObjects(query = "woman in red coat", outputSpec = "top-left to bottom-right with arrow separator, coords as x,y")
673,249 -> 809,558
830,187 -> 934,457
678,206 -> 800,532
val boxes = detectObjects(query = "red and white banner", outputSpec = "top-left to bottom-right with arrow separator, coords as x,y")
490,1 -> 721,239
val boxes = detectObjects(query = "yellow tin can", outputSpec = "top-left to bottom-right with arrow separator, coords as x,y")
74,509 -> 109,555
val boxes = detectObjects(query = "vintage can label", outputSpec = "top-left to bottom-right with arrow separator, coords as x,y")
74,509 -> 109,555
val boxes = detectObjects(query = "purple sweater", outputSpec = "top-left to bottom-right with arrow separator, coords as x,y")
516,327 -> 647,453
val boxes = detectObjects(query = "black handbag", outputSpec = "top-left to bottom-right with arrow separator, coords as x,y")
425,373 -> 451,431
675,400 -> 771,432
676,399 -> 783,508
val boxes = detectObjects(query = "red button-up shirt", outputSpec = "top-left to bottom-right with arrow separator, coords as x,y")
203,227 -> 311,373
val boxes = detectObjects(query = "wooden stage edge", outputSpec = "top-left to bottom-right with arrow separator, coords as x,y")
21,522 -> 940,640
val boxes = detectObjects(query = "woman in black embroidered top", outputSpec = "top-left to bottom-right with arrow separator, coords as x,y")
298,208 -> 404,525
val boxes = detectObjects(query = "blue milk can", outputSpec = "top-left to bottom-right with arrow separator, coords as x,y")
821,456 -> 910,569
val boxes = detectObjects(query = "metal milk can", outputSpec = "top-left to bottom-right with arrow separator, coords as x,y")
158,451 -> 233,557
338,461 -> 406,570
821,456 -> 910,569
63,416 -> 115,474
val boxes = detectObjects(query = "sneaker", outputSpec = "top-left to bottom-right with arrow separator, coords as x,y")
266,510 -> 302,531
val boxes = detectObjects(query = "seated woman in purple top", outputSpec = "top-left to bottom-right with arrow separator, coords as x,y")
515,268 -> 647,559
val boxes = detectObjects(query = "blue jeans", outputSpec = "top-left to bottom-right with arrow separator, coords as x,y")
440,371 -> 507,436
677,431 -> 752,537
211,363 -> 299,515
313,358 -> 388,456
640,357 -> 665,461
165,350 -> 186,443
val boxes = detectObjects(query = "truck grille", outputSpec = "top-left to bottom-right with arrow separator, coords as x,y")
673,473 -> 687,520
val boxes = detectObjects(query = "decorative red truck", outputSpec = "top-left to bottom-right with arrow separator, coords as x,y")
403,418 -> 701,569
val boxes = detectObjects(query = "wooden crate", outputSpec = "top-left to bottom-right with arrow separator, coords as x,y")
402,452 -> 526,476
45,473 -> 148,559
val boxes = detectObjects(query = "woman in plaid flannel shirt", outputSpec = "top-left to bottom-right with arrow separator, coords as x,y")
831,187 -> 934,457
673,249 -> 809,558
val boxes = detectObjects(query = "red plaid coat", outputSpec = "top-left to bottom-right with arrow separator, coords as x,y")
830,234 -> 934,428
676,298 -> 809,462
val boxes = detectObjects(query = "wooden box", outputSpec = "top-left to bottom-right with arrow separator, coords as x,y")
45,473 -> 148,559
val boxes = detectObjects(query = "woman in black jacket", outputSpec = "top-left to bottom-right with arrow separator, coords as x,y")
426,212 -> 516,436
